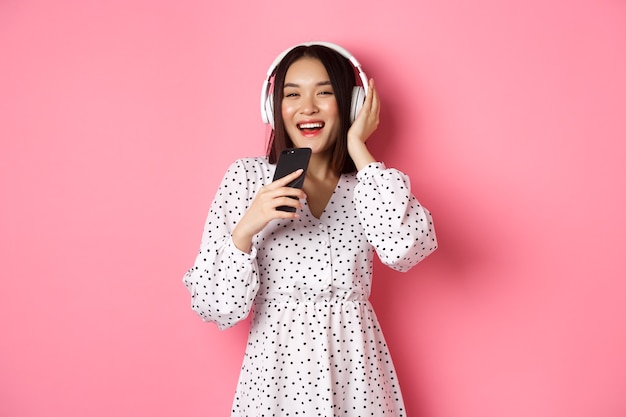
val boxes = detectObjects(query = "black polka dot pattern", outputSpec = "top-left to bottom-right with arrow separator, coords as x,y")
183,157 -> 437,416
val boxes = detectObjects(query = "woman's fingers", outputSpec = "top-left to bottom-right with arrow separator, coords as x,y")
348,79 -> 380,144
369,79 -> 380,118
264,168 -> 307,207
366,79 -> 380,122
255,169 -> 307,213
270,169 -> 304,188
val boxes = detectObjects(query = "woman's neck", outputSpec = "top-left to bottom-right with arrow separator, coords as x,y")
306,153 -> 337,182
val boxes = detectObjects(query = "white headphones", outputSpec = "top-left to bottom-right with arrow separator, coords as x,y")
260,41 -> 369,129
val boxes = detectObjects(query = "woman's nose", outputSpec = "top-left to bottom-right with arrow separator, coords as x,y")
299,94 -> 318,114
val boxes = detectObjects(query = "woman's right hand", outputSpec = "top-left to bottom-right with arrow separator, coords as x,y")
231,169 -> 306,253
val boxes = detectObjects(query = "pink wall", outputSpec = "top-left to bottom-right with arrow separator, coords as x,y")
2,1 -> 625,416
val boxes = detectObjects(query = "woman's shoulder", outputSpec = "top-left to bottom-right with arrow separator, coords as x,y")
223,156 -> 273,184
225,155 -> 270,170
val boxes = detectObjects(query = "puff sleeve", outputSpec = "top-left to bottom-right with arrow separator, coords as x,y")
182,160 -> 260,330
354,162 -> 437,272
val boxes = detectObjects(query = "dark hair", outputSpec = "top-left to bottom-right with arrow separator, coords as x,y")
266,44 -> 358,174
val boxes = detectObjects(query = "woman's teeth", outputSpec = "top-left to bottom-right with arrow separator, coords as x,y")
298,122 -> 324,130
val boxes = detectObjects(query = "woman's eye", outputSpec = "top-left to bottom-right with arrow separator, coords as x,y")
284,92 -> 299,98
319,90 -> 334,96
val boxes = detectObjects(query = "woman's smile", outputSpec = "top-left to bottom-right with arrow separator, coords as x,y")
297,120 -> 325,136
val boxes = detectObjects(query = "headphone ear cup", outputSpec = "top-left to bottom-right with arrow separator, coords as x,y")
350,86 -> 366,123
264,93 -> 275,128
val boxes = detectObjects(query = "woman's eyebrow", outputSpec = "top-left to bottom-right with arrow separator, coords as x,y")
284,81 -> 332,88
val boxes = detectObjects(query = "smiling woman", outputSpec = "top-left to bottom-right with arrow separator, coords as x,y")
182,42 -> 438,416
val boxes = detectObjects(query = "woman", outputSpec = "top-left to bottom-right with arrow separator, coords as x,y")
183,42 -> 437,416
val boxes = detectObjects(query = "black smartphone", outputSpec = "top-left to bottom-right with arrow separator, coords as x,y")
272,147 -> 311,212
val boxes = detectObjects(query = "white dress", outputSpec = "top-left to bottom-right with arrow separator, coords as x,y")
183,157 -> 437,416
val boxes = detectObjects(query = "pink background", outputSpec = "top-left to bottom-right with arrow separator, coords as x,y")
2,1 -> 625,416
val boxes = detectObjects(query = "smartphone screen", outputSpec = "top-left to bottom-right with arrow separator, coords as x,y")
272,147 -> 311,212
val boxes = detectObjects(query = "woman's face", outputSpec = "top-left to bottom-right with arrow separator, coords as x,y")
281,57 -> 340,156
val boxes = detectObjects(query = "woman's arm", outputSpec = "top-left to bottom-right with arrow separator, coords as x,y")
348,79 -> 437,271
182,159 -> 262,330
354,163 -> 437,272
183,159 -> 309,328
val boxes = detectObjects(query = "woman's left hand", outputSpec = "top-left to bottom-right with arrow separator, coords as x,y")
347,79 -> 379,170
347,78 -> 380,145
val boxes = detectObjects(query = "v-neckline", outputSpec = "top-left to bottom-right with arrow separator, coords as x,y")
303,174 -> 343,220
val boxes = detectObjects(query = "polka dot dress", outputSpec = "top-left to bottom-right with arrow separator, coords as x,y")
183,157 -> 437,416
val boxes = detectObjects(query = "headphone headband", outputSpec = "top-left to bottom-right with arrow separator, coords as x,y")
260,41 -> 369,127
